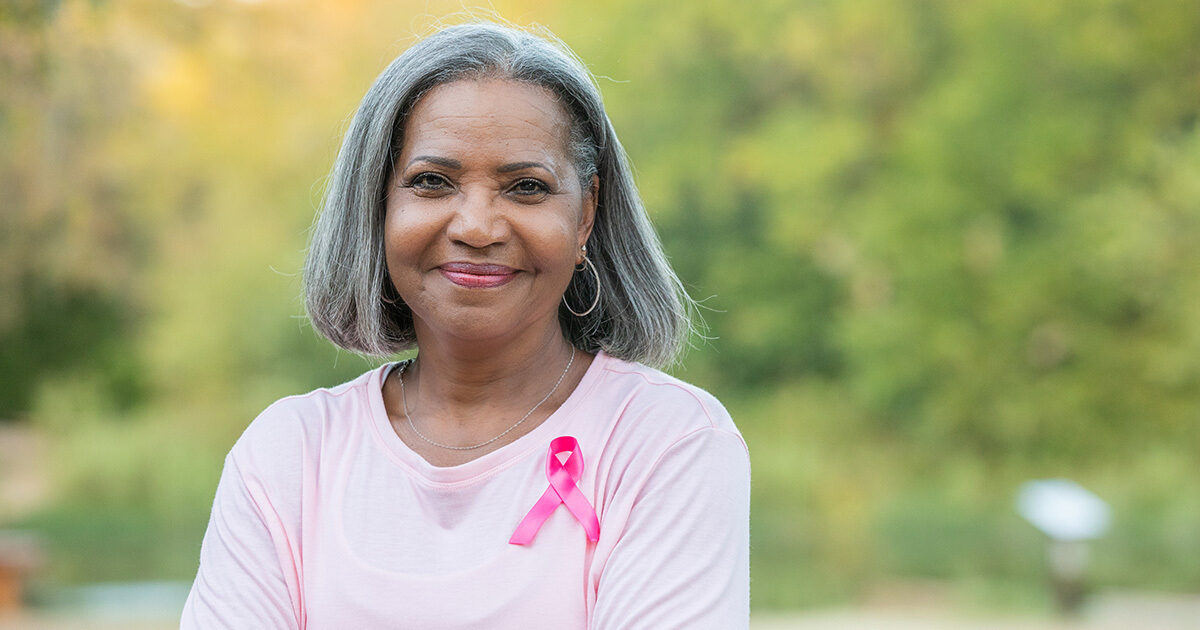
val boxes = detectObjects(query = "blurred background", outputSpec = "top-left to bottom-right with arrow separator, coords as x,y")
1,0 -> 1198,627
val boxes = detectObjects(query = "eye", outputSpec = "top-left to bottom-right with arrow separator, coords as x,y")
510,178 -> 550,200
404,172 -> 452,195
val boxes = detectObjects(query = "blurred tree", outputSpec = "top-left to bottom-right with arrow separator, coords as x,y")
3,0 -> 1198,601
0,0 -> 147,418
581,0 -> 1200,466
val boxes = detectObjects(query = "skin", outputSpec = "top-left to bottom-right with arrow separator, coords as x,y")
380,78 -> 598,467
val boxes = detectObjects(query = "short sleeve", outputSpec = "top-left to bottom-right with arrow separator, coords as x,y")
181,454 -> 303,629
592,428 -> 751,629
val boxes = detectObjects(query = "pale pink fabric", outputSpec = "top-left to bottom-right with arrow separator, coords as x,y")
181,351 -> 750,629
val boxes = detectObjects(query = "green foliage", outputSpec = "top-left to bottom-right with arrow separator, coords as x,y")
2,0 -> 1198,611
0,275 -> 144,417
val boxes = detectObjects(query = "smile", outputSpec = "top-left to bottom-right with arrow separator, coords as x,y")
439,262 -> 519,288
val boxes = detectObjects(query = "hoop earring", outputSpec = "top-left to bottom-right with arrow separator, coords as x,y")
563,255 -> 600,317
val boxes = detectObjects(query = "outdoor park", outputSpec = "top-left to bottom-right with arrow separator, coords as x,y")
1,0 -> 1198,627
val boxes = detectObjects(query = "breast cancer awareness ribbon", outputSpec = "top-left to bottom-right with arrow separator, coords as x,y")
509,436 -> 600,545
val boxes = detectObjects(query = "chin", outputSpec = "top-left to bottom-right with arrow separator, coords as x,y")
421,307 -> 534,344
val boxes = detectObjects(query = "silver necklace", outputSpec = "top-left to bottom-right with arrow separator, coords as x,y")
396,345 -> 577,451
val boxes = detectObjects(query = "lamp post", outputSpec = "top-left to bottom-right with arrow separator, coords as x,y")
1016,479 -> 1111,616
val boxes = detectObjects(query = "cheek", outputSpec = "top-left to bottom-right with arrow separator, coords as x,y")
382,211 -> 404,267
525,201 -> 585,256
383,203 -> 433,260
382,211 -> 428,294
525,221 -> 581,271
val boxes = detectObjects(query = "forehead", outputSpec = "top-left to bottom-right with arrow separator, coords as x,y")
399,78 -> 573,161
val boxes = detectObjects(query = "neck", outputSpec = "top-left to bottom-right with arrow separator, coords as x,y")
403,319 -> 583,434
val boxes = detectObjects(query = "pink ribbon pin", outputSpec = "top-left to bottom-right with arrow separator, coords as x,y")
509,436 -> 600,545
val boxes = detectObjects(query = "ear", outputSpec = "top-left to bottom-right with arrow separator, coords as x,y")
577,174 -> 598,254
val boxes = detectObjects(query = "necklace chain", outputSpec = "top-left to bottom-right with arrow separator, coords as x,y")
396,345 -> 577,451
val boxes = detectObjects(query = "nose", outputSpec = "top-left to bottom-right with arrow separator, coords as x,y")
446,188 -> 508,249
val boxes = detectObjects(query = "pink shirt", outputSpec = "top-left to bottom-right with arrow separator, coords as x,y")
181,351 -> 750,629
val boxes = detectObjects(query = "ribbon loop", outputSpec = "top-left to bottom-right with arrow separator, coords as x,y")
509,436 -> 600,545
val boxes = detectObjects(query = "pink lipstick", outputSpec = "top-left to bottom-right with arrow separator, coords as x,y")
439,262 -> 518,288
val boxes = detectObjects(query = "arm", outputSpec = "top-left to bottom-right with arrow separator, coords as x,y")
181,454 -> 303,629
592,428 -> 751,629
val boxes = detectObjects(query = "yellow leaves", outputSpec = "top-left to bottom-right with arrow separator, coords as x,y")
780,13 -> 823,65
143,48 -> 212,119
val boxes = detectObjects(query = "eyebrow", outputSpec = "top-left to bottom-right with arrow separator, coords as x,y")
497,161 -> 553,174
406,155 -> 462,170
404,156 -> 557,176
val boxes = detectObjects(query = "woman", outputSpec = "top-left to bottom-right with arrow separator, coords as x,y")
182,21 -> 749,629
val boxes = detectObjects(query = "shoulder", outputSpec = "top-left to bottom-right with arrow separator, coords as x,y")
584,355 -> 748,542
227,365 -> 387,479
593,352 -> 739,436
586,353 -> 747,471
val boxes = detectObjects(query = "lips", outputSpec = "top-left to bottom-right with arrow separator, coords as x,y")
439,262 -> 519,288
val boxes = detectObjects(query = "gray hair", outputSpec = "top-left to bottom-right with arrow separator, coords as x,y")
303,21 -> 698,368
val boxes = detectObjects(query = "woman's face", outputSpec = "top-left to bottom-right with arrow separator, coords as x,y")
384,78 -> 596,346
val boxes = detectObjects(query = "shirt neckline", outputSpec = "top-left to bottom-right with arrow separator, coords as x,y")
365,349 -> 609,485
